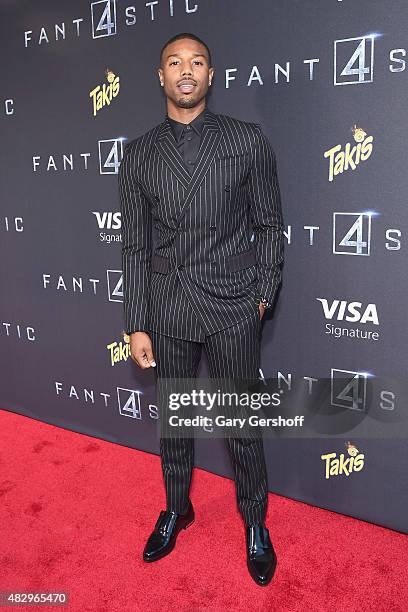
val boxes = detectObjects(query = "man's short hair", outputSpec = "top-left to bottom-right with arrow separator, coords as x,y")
160,32 -> 212,67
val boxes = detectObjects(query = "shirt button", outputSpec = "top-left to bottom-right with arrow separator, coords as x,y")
187,160 -> 193,165
187,136 -> 192,141
186,125 -> 191,130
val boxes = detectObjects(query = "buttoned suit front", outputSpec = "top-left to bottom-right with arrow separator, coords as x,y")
118,107 -> 285,524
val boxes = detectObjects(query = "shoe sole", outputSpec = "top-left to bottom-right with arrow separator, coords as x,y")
143,517 -> 195,563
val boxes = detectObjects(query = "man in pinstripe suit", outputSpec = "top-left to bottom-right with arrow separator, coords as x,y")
119,33 -> 284,586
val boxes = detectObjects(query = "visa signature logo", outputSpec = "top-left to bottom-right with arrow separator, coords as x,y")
92,211 -> 121,230
316,299 -> 379,325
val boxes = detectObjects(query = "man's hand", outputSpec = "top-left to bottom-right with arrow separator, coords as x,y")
129,332 -> 156,369
259,302 -> 266,320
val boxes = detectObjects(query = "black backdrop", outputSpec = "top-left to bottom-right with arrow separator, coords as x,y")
1,0 -> 408,533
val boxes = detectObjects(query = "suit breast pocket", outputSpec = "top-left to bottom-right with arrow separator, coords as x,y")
215,152 -> 250,189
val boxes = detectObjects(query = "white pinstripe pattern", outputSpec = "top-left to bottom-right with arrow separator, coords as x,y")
152,310 -> 268,526
118,108 -> 284,340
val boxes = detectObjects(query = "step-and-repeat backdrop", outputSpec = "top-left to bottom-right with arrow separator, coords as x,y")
1,0 -> 407,533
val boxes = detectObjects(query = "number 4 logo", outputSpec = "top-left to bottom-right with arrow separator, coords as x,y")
331,369 -> 368,412
91,0 -> 117,38
107,270 -> 123,302
334,35 -> 375,85
98,138 -> 124,175
333,212 -> 372,256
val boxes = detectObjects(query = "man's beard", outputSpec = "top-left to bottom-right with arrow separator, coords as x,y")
176,95 -> 199,109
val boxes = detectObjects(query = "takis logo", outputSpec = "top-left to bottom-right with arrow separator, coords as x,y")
324,125 -> 373,182
107,332 -> 131,366
89,68 -> 120,116
321,441 -> 365,479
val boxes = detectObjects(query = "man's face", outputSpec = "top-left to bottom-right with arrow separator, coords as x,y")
158,38 -> 214,109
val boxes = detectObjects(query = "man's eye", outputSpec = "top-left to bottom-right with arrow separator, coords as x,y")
169,60 -> 202,66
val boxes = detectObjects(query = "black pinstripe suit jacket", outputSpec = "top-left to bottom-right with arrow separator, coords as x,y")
118,107 -> 284,339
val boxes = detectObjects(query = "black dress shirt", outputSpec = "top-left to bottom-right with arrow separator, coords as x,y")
167,107 -> 208,175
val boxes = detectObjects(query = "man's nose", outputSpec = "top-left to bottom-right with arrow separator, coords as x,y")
180,64 -> 193,76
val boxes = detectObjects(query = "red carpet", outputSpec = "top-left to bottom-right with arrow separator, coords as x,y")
0,409 -> 407,611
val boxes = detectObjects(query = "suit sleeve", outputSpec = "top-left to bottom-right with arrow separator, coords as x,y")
247,124 -> 285,308
118,143 -> 152,334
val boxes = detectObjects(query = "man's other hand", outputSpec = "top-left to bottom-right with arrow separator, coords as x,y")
259,303 -> 266,320
129,332 -> 156,369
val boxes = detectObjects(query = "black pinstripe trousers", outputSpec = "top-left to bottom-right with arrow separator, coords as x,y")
150,309 -> 268,526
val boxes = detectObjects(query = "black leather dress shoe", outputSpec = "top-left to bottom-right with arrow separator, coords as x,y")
143,501 -> 194,562
246,523 -> 277,586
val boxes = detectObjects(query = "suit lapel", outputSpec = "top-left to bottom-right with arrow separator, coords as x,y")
154,109 -> 222,224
